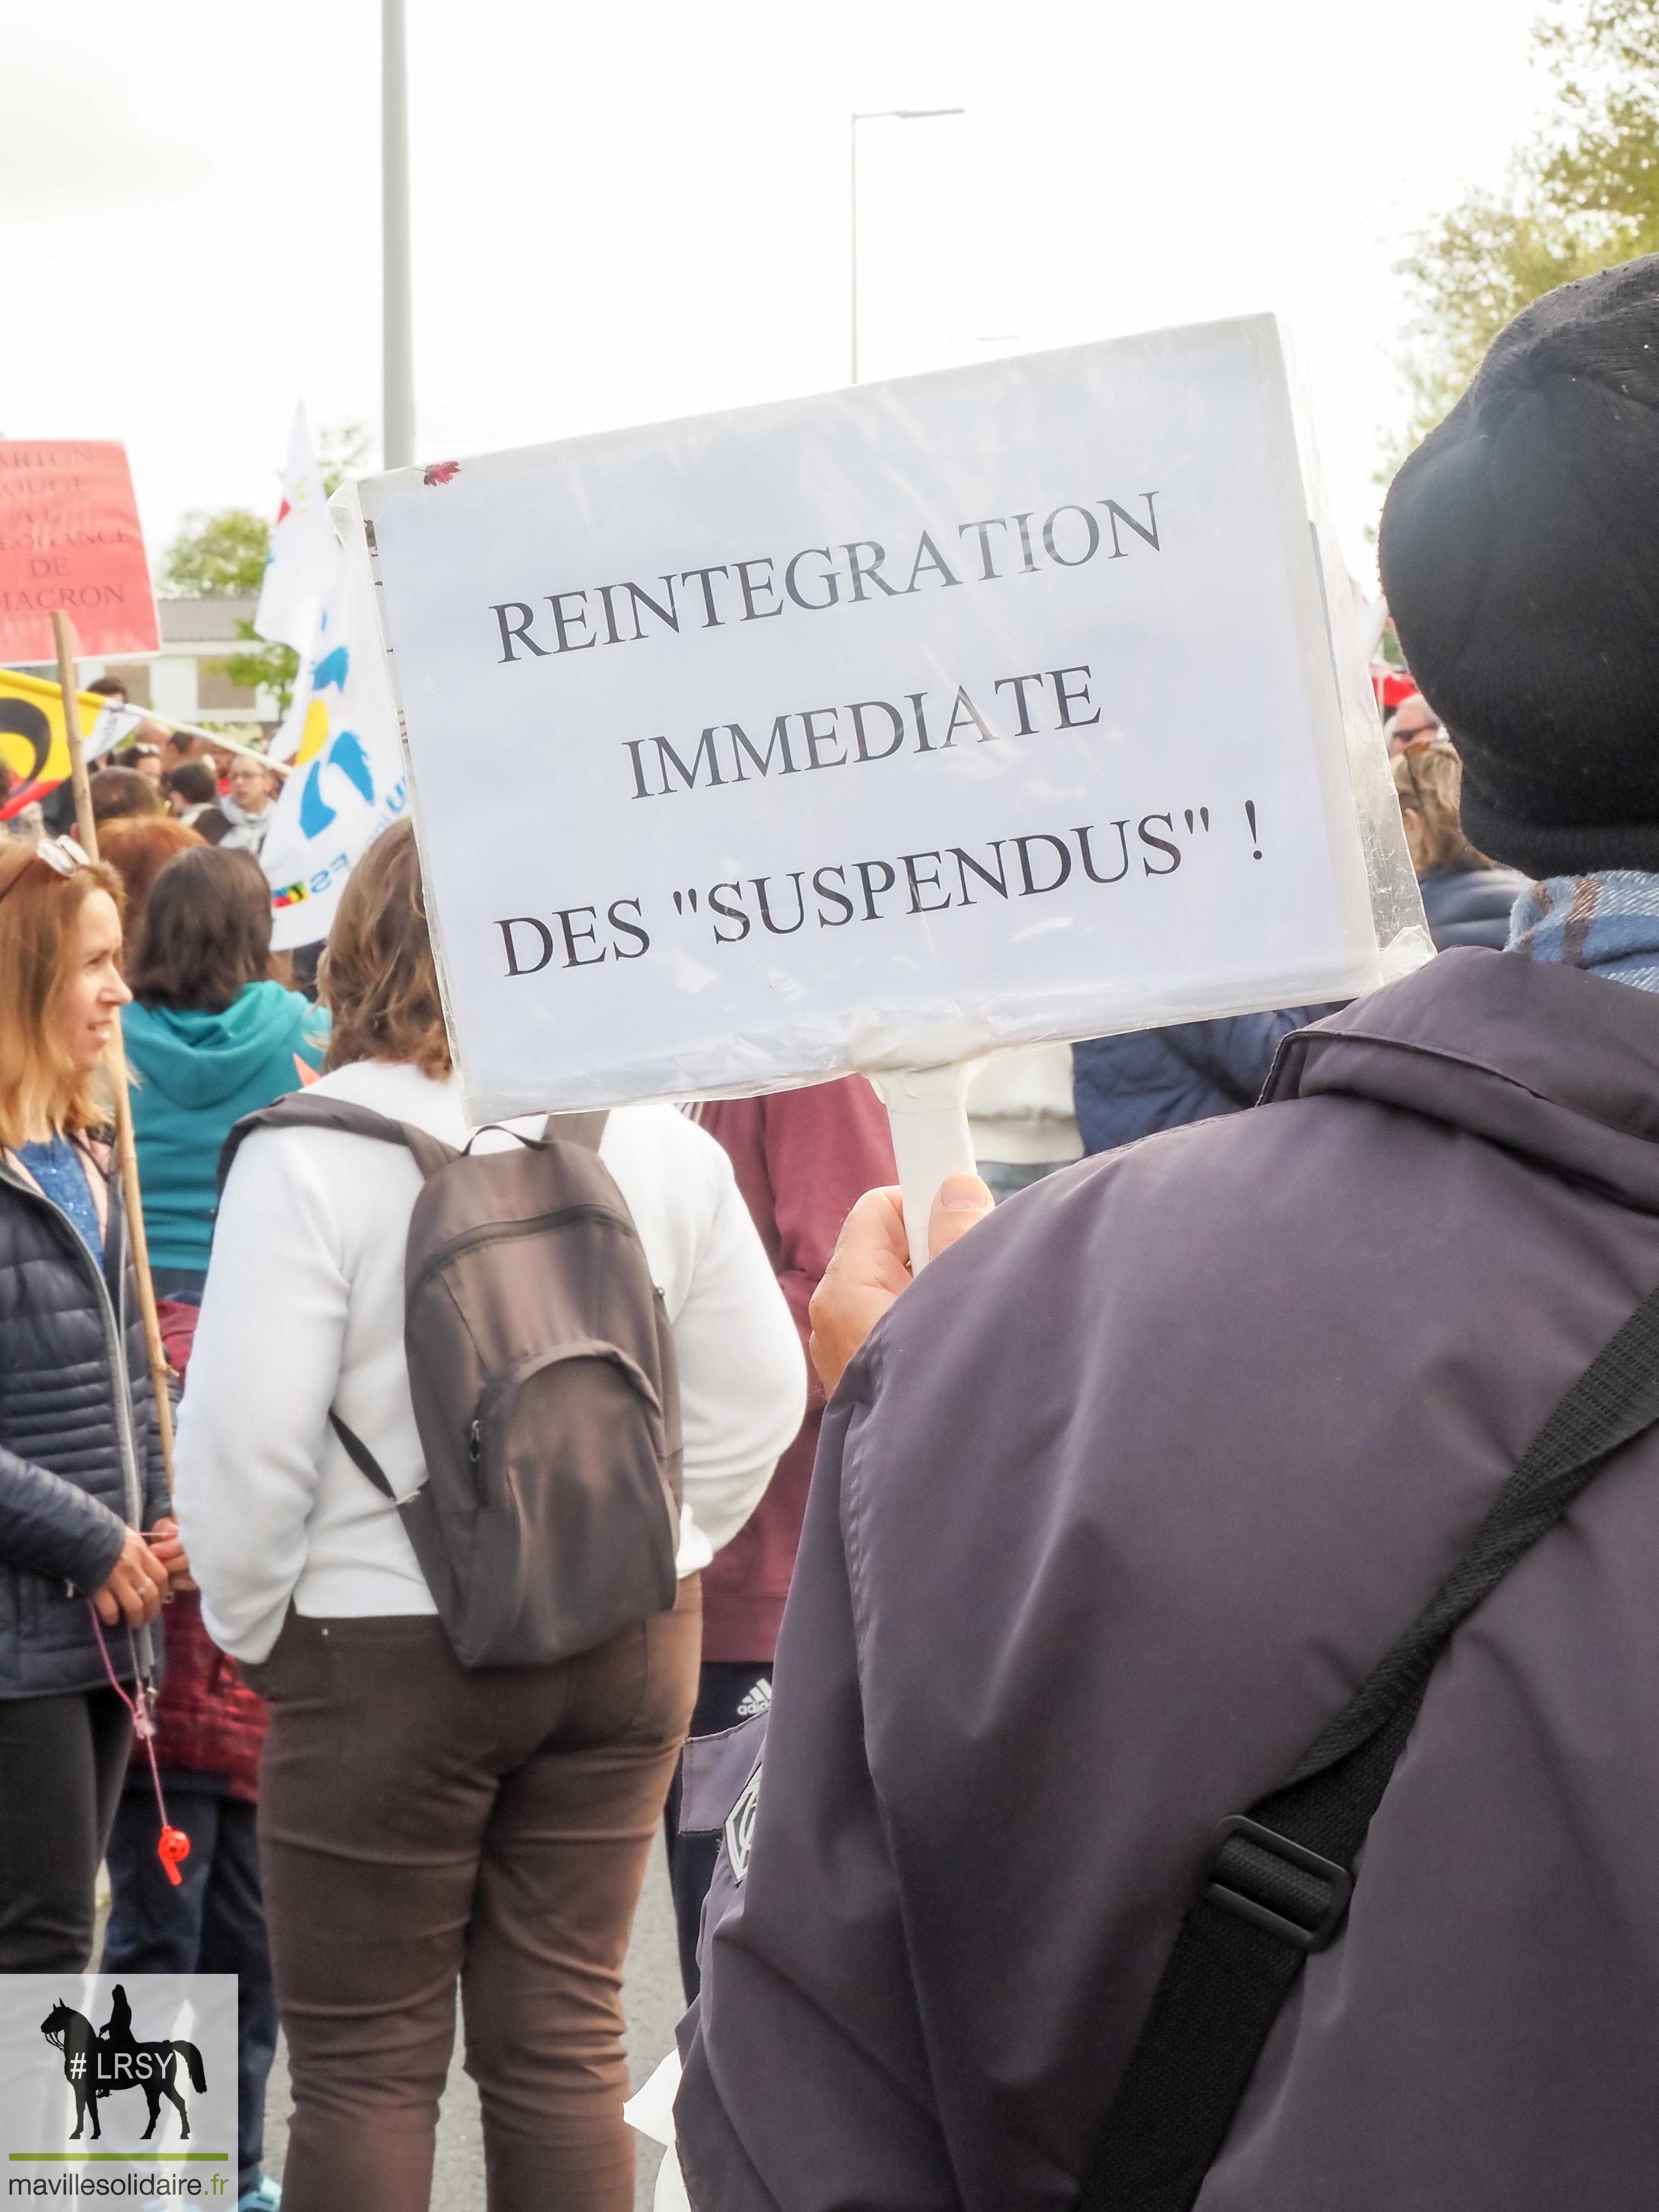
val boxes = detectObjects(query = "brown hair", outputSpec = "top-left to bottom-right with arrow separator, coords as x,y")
0,842 -> 126,1147
319,819 -> 451,1077
128,847 -> 273,1013
99,818 -> 206,969
89,766 -> 165,824
1392,742 -> 1495,873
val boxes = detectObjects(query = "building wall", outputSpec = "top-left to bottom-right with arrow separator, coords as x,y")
81,596 -> 279,729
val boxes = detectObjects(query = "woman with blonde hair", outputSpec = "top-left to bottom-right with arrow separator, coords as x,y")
0,835 -> 183,1970
178,818 -> 804,2212
1392,740 -> 1530,952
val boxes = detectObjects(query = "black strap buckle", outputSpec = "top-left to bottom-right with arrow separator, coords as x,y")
1202,1815 -> 1353,1953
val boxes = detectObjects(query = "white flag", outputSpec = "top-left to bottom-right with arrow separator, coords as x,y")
1351,579 -> 1391,664
266,600 -> 332,764
87,701 -> 146,761
254,404 -> 338,655
260,499 -> 407,952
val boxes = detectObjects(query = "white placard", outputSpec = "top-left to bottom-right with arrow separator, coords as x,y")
361,317 -> 1422,1120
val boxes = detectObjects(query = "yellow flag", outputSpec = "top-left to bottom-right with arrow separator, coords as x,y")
0,667 -> 143,803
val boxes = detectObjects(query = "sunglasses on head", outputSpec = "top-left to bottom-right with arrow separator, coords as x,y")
0,836 -> 92,905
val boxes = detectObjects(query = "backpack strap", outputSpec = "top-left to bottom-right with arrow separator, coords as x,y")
329,1409 -> 395,1499
217,1094 -> 458,1198
1080,1273 -> 1659,2212
542,1110 -> 609,1152
215,1097 -> 461,1505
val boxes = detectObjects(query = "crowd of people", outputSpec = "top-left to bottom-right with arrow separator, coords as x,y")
2,253 -> 1657,2212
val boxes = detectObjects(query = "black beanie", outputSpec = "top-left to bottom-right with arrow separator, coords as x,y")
1379,253 -> 1659,877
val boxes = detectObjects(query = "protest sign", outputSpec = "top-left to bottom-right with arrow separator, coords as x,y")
0,441 -> 158,663
360,316 -> 1424,1122
0,667 -> 145,819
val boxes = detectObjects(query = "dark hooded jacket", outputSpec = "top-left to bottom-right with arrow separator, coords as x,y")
1416,862 -> 1529,953
677,948 -> 1659,2211
1071,1003 -> 1343,1153
0,1143 -> 169,1698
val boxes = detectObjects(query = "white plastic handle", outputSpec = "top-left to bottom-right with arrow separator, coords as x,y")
869,1064 -> 977,1275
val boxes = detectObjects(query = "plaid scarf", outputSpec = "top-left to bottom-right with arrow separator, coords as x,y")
1506,871 -> 1659,993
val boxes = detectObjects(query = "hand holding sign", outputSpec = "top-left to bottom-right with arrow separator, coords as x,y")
809,1173 -> 995,1395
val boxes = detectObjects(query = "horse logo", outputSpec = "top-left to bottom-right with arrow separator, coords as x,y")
39,1985 -> 207,2143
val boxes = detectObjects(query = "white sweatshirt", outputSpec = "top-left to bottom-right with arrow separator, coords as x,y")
966,1044 -> 1083,1166
175,1060 -> 806,1662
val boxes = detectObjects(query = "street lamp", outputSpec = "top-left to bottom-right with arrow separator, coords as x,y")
850,107 -> 965,385
383,0 -> 415,469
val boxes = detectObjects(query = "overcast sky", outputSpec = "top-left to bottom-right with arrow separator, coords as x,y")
2,0 -> 1550,586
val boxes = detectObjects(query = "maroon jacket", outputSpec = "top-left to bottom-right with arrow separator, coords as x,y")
678,951 -> 1659,2209
694,1078 -> 896,1664
144,1299 -> 268,1799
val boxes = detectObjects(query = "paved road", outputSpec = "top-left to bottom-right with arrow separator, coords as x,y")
260,1832 -> 684,2210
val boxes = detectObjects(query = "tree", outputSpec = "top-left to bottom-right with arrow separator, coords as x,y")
161,423 -> 371,717
1393,0 -> 1659,454
159,507 -> 271,598
221,627 -> 301,722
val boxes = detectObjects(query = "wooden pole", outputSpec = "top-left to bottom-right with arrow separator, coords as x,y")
52,611 -> 176,1495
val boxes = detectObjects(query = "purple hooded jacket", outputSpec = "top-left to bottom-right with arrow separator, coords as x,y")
676,948 -> 1659,2209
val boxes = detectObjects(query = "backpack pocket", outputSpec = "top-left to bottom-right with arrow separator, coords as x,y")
457,1340 -> 681,1668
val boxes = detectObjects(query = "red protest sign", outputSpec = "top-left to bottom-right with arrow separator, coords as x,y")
0,441 -> 158,662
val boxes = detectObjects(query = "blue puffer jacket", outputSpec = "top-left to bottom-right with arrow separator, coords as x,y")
0,1142 -> 168,1698
1417,864 -> 1530,953
1073,1004 -> 1345,1155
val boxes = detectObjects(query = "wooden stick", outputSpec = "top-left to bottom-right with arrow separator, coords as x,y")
52,611 -> 176,1496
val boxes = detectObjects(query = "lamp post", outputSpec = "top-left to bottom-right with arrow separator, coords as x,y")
383,0 -> 415,469
850,107 -> 964,385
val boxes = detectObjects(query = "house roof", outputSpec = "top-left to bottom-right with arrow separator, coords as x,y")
157,597 -> 259,646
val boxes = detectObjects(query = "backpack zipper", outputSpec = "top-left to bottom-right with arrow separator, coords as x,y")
404,1201 -> 637,1314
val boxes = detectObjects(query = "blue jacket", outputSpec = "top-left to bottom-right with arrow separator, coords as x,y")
1073,1004 -> 1345,1155
123,983 -> 328,1272
0,1145 -> 168,1697
1418,864 -> 1529,953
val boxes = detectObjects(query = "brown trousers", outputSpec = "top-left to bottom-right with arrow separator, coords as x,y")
247,1578 -> 701,2212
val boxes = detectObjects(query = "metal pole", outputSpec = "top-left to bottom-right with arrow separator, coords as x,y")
382,0 -> 415,469
850,113 -> 860,386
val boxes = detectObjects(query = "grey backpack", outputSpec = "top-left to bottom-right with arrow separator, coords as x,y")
217,1098 -> 682,1668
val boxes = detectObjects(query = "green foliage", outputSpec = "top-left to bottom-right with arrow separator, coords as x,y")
160,506 -> 270,598
1394,0 -> 1659,455
222,629 -> 301,716
317,421 -> 370,496
161,422 -> 370,716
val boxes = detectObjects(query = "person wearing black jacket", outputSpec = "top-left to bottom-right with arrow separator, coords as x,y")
0,836 -> 180,1972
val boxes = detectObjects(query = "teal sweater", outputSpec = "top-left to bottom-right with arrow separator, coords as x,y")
123,982 -> 329,1271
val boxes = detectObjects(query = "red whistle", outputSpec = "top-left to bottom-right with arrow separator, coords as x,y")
157,1826 -> 191,1887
